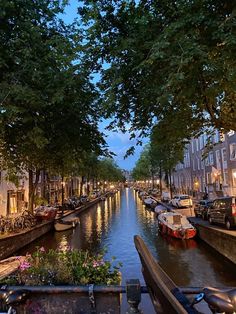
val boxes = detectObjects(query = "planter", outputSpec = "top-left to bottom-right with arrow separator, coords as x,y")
0,286 -> 121,314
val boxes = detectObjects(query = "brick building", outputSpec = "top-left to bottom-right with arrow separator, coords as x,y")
172,130 -> 236,199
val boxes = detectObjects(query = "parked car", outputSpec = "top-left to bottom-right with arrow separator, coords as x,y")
170,195 -> 193,208
208,196 -> 236,230
194,199 -> 214,220
161,191 -> 171,202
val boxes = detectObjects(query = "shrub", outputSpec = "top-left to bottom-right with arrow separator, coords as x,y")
2,247 -> 122,286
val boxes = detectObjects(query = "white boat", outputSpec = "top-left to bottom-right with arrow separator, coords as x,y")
54,217 -> 79,232
158,212 -> 196,239
154,205 -> 167,216
143,197 -> 157,209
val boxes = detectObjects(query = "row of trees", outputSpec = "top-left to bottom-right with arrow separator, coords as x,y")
79,0 -> 236,149
0,1 -> 122,210
1,1 -> 235,208
132,113 -> 190,195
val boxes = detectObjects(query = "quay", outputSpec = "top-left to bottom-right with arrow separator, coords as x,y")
0,195 -> 108,260
188,217 -> 236,265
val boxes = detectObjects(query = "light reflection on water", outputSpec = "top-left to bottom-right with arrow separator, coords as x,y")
18,188 -> 236,312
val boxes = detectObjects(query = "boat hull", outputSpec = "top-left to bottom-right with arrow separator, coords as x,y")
54,220 -> 78,232
158,221 -> 196,239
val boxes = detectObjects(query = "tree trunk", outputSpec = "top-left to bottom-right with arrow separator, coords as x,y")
159,166 -> 163,195
71,178 -> 74,196
169,169 -> 173,199
28,168 -> 40,212
80,176 -> 85,196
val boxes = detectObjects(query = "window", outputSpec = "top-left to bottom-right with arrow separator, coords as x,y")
205,156 -> 209,166
200,136 -> 204,150
193,158 -> 195,171
232,169 -> 236,187
209,152 -> 214,165
191,141 -> 194,154
221,148 -> 227,169
214,131 -> 220,144
230,143 -> 236,160
220,132 -> 225,142
196,139 -> 199,151
197,158 -> 200,170
223,170 -> 229,186
206,172 -> 212,184
215,150 -> 221,169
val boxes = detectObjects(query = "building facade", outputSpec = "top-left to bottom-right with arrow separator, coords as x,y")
172,130 -> 236,199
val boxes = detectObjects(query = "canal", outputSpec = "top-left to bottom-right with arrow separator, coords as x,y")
18,188 -> 236,313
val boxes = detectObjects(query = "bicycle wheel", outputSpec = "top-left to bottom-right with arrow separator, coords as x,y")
24,219 -> 31,229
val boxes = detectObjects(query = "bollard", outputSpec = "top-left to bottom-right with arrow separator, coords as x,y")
126,279 -> 142,314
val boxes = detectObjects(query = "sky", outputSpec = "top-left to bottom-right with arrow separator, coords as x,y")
61,1 -> 144,170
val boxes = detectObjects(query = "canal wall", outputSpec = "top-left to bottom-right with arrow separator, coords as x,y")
152,196 -> 236,265
0,194 -> 111,260
0,221 -> 53,260
192,222 -> 236,264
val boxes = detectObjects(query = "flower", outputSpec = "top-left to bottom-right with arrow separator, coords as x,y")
2,249 -> 121,286
19,261 -> 31,271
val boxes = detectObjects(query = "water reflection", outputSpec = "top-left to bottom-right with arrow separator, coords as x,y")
18,188 -> 236,312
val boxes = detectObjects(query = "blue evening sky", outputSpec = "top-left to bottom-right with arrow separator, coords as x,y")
61,1 -> 144,170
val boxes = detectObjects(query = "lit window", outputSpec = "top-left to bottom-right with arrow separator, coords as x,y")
232,170 -> 236,187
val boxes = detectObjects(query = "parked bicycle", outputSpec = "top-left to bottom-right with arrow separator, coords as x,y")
0,210 -> 37,235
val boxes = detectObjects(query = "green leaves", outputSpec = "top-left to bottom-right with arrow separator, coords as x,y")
79,0 -> 236,136
0,0 -> 107,179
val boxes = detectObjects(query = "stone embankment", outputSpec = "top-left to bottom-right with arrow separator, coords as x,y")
150,196 -> 236,264
0,194 -> 112,260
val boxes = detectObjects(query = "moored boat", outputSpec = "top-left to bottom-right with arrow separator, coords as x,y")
54,217 -> 79,232
143,197 -> 157,210
34,205 -> 57,222
158,212 -> 196,239
154,204 -> 167,216
0,256 -> 25,280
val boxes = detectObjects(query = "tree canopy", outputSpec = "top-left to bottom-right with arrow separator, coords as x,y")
0,0 -> 107,175
79,0 -> 236,140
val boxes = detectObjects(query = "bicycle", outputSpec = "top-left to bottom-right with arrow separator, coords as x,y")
0,288 -> 29,314
191,287 -> 236,314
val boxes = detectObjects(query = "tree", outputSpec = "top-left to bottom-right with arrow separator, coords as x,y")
150,120 -> 186,197
97,158 -> 124,184
79,0 -> 236,139
0,0 -> 107,210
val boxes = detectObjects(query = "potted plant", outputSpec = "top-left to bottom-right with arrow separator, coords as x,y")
0,246 -> 122,313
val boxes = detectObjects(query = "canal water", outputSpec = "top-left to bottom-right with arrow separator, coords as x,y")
18,188 -> 236,313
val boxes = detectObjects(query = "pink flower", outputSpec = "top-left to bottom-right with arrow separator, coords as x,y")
39,247 -> 45,253
19,261 -> 31,271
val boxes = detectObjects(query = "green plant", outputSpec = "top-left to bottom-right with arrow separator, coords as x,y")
34,196 -> 48,206
2,247 -> 122,286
